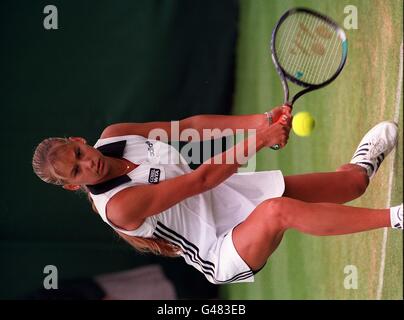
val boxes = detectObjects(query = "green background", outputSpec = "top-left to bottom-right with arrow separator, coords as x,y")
223,0 -> 403,299
0,0 -> 238,299
1,0 -> 402,300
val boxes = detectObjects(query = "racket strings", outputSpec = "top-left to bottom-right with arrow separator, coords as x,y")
282,19 -> 322,79
276,12 -> 343,85
280,14 -> 339,81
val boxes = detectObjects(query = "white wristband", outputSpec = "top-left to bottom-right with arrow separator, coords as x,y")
264,111 -> 273,125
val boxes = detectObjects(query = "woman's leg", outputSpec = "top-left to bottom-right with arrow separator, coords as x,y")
282,121 -> 399,204
283,164 -> 369,204
232,197 -> 390,271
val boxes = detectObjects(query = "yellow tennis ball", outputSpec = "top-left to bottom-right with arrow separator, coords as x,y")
292,111 -> 315,137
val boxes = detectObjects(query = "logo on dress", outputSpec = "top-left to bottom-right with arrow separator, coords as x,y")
145,141 -> 155,157
148,168 -> 161,184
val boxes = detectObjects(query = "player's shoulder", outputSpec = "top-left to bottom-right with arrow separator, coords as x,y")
100,123 -> 154,139
106,187 -> 146,231
100,123 -> 127,139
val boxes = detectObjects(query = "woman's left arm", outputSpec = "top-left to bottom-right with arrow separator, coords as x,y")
101,107 -> 289,141
101,114 -> 264,141
185,114 -> 268,139
186,106 -> 291,138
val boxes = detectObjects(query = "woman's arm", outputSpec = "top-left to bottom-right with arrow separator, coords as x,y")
100,116 -> 264,141
100,107 -> 289,142
100,121 -> 187,141
195,116 -> 290,189
186,106 -> 291,139
184,114 -> 266,139
106,118 -> 291,231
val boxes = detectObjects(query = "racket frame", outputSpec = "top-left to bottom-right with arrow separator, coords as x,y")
271,7 -> 348,107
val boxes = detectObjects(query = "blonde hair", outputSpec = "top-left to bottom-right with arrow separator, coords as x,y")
85,192 -> 181,257
32,137 -> 69,185
32,137 -> 181,257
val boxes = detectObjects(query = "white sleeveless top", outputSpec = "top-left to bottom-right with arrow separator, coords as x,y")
88,135 -> 285,284
89,134 -> 284,238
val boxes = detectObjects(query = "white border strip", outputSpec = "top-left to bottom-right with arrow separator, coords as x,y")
376,42 -> 403,300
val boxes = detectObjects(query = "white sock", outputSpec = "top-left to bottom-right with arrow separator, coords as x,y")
390,204 -> 403,229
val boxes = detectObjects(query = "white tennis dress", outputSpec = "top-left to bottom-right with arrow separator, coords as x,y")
89,135 -> 285,284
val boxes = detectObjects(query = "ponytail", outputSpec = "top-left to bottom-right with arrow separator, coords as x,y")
85,192 -> 181,257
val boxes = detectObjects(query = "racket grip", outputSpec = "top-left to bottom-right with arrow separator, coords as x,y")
270,144 -> 280,150
269,112 -> 285,150
268,104 -> 292,151
283,102 -> 292,108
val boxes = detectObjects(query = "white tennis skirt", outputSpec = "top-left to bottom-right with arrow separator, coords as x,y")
152,170 -> 285,284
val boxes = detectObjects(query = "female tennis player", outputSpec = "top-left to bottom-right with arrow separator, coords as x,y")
32,106 -> 402,284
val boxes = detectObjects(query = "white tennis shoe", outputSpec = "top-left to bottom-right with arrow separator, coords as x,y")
350,121 -> 398,179
390,204 -> 403,230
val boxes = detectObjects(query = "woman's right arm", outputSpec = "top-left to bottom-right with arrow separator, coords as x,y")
195,118 -> 290,189
106,119 -> 291,231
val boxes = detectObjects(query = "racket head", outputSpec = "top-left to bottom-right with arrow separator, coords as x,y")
271,8 -> 348,104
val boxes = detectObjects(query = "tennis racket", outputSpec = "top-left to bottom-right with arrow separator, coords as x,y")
270,7 -> 348,149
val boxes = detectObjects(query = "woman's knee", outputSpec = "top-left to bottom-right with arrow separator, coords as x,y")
259,197 -> 295,229
352,169 -> 369,197
337,164 -> 369,197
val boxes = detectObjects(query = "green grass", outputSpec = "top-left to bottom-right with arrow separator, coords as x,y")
221,0 -> 403,299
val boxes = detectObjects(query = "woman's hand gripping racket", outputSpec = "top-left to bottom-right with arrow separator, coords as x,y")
269,7 -> 348,150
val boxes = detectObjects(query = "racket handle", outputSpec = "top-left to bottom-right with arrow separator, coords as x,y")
284,102 -> 292,108
269,110 -> 286,150
268,103 -> 292,151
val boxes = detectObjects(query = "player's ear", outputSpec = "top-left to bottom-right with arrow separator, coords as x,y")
68,137 -> 87,144
62,184 -> 81,191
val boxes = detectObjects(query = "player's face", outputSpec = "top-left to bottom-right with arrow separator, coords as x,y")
49,138 -> 109,186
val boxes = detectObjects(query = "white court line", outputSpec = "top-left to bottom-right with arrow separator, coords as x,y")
376,42 -> 403,300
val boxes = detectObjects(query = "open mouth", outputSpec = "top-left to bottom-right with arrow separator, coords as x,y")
97,159 -> 102,174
